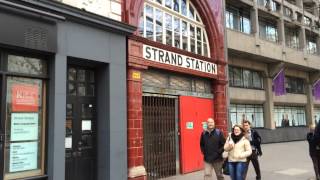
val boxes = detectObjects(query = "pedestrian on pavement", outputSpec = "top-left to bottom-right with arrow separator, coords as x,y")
242,120 -> 262,180
307,122 -> 320,180
200,118 -> 226,180
224,124 -> 252,180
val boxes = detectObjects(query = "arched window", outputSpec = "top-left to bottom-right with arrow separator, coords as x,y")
138,0 -> 210,57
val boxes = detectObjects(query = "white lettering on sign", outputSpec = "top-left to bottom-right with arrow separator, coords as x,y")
143,45 -> 217,75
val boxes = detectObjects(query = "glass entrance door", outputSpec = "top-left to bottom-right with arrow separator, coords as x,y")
65,66 -> 96,180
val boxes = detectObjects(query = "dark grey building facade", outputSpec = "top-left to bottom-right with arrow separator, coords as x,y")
0,0 -> 135,180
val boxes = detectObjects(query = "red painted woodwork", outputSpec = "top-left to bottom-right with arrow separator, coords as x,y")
179,96 -> 214,174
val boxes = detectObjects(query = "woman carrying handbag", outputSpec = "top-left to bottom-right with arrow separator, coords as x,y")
224,125 -> 252,180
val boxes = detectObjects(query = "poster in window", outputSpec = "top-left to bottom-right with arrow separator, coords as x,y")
9,142 -> 38,172
12,84 -> 39,112
11,113 -> 38,141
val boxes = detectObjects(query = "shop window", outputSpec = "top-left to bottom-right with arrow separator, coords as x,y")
225,5 -> 251,34
138,0 -> 210,57
314,108 -> 320,124
285,76 -> 305,94
229,104 -> 264,128
4,76 -> 46,179
274,106 -> 306,127
229,66 -> 264,89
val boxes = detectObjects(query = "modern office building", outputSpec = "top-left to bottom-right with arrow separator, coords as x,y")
225,0 -> 320,143
0,0 -> 134,180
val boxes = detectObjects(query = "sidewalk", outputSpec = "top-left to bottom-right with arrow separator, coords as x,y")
161,141 -> 316,180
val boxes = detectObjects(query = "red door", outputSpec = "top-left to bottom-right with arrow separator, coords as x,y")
179,96 -> 214,174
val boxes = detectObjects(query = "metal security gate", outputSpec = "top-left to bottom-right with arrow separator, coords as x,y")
143,96 -> 177,180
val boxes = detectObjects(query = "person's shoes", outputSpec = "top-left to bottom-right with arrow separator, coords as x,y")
256,177 -> 261,180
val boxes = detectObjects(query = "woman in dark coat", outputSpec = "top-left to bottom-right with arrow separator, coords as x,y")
307,122 -> 320,180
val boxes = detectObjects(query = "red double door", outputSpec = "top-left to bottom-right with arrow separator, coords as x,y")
179,96 -> 214,174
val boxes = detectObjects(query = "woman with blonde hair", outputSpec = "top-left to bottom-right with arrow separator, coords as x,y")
224,124 -> 252,180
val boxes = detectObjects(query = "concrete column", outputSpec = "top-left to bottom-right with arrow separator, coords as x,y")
314,3 -> 319,17
264,78 -> 275,129
306,83 -> 315,126
279,1 -> 285,47
299,27 -> 306,52
278,18 -> 285,45
316,36 -> 320,55
251,8 -> 258,34
296,0 -> 303,8
253,0 -> 260,40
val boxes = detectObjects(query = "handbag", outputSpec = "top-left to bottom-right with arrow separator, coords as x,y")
222,159 -> 229,175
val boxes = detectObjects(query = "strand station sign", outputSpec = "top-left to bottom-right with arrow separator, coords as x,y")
143,45 -> 217,75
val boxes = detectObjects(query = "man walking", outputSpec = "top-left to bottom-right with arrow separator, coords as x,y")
200,118 -> 226,180
243,120 -> 262,180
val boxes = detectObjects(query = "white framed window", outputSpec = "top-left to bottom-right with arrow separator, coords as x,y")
274,106 -> 306,127
138,0 -> 210,57
229,104 -> 264,128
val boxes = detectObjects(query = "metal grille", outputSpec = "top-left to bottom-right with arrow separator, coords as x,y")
143,96 -> 176,180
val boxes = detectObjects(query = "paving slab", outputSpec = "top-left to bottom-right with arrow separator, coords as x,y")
160,141 -> 315,180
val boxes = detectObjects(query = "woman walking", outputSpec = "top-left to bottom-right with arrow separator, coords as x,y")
224,125 -> 252,180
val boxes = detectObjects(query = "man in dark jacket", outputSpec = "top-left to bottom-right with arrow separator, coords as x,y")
200,118 -> 226,180
243,120 -> 262,180
307,122 -> 320,180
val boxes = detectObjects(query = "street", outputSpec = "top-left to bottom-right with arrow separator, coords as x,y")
161,141 -> 316,180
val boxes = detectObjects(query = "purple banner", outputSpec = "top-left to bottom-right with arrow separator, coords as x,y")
313,80 -> 320,100
272,68 -> 286,96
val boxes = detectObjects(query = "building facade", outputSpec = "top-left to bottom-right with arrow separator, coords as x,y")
225,0 -> 320,143
0,0 -> 134,180
123,0 -> 227,179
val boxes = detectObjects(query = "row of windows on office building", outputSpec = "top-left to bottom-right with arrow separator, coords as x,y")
229,66 -> 305,94
230,104 -> 312,128
225,4 -> 318,55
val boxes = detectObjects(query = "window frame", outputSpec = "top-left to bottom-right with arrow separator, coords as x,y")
139,0 -> 211,57
285,76 -> 305,94
225,5 -> 251,34
229,66 -> 264,90
0,52 -> 49,180
229,104 -> 265,128
274,106 -> 306,128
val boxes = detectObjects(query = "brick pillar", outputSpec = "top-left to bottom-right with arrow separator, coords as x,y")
127,68 -> 146,180
213,80 -> 228,135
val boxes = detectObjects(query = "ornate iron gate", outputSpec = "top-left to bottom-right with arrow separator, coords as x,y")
143,96 -> 176,180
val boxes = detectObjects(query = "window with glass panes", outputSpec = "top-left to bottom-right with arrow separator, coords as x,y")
229,104 -> 264,128
1,54 -> 48,180
306,32 -> 318,55
229,66 -> 264,89
138,0 -> 210,57
285,26 -> 300,49
225,5 -> 251,34
274,106 -> 306,127
259,18 -> 278,43
285,76 -> 305,94
314,107 -> 320,124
